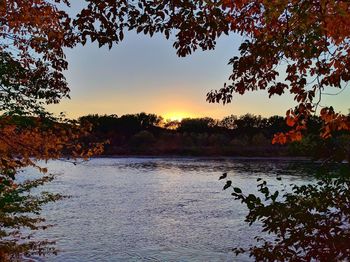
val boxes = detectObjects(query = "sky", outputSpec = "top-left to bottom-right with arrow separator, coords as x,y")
47,5 -> 350,120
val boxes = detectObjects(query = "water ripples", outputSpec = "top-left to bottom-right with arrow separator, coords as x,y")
26,158 -> 319,261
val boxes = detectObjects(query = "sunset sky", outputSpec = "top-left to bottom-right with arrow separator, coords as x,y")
47,6 -> 350,120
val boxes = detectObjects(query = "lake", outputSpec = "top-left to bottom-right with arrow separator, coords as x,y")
26,158 -> 316,261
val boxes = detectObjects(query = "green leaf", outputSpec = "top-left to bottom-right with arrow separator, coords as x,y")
223,180 -> 232,190
233,187 -> 242,194
219,172 -> 227,180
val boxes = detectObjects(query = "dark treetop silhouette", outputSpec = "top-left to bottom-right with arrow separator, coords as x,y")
1,0 -> 350,260
0,1 -> 103,259
75,0 -> 350,148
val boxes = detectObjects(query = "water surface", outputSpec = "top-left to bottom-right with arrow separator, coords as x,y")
28,158 -> 316,261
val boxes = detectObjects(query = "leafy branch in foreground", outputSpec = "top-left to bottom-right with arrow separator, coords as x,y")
75,0 -> 350,142
0,114 -> 105,260
221,166 -> 350,261
0,174 -> 62,260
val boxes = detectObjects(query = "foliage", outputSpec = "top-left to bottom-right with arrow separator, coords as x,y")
163,119 -> 180,130
221,167 -> 350,261
0,114 -> 104,260
79,113 -> 162,135
78,113 -> 292,156
130,130 -> 156,148
70,1 -> 350,260
0,1 -> 103,259
74,0 -> 350,146
0,174 -> 61,260
71,1 -> 350,259
219,115 -> 238,130
178,117 -> 217,133
0,0 -> 75,113
78,113 -> 350,159
2,0 -> 350,260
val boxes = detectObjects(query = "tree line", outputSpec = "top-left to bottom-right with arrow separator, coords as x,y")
2,0 -> 350,260
78,112 -> 349,159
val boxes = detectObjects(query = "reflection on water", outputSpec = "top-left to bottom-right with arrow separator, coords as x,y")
28,158 -> 318,261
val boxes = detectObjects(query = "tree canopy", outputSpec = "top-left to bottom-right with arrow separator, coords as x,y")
3,1 -> 349,142
0,1 -> 102,259
1,0 -> 350,260
0,0 -> 76,113
72,1 -> 350,260
75,0 -> 350,147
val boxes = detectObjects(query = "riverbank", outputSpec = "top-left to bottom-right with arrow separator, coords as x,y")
94,155 -> 311,161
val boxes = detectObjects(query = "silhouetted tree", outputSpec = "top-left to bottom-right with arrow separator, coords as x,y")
219,115 -> 238,130
178,117 -> 216,133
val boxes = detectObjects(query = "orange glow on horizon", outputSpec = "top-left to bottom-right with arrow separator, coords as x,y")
163,112 -> 194,122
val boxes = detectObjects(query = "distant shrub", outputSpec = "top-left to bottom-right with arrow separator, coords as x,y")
130,130 -> 156,148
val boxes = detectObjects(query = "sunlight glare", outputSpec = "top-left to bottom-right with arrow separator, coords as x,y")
163,112 -> 192,122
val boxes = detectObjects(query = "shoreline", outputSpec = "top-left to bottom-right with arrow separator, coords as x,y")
93,155 -> 311,161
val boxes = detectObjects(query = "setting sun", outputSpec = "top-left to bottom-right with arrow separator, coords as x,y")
163,112 -> 193,122
4,1 -> 350,261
